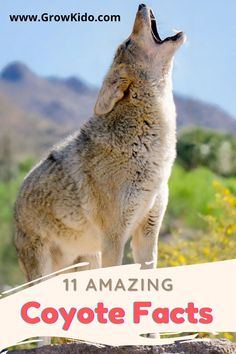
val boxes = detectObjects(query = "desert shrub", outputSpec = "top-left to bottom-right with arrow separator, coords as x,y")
177,127 -> 236,176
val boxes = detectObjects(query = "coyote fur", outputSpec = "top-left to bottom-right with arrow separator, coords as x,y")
15,4 -> 185,282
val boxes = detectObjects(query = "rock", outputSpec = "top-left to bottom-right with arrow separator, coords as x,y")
7,339 -> 236,354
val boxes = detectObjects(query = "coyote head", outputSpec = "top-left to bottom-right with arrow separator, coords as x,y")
95,4 -> 186,116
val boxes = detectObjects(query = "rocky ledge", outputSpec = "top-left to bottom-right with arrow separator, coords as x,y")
7,339 -> 236,354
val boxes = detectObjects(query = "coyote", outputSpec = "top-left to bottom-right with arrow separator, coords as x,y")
15,4 -> 185,282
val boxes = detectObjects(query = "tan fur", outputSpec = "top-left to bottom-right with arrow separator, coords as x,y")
14,5 -> 185,282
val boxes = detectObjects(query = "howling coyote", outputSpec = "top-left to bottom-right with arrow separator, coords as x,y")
15,4 -> 185,281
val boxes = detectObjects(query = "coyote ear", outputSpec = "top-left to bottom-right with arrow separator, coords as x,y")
94,69 -> 131,116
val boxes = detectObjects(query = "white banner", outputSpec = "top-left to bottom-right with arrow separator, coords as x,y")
0,260 -> 236,350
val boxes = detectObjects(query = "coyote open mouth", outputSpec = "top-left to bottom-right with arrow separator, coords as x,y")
150,9 -> 162,43
138,4 -> 184,44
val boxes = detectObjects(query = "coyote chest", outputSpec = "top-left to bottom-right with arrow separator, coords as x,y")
81,120 -> 174,229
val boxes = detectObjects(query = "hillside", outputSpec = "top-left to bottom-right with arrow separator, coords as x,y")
0,93 -> 70,159
0,61 -> 235,159
175,95 -> 236,133
0,62 -> 96,126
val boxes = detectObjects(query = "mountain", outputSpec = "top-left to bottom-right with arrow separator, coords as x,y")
0,61 -> 235,159
0,62 -> 97,126
175,95 -> 236,134
0,93 -> 69,159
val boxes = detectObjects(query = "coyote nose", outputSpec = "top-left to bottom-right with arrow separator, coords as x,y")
138,4 -> 146,11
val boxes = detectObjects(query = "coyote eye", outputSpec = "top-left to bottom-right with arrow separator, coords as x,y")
125,39 -> 131,48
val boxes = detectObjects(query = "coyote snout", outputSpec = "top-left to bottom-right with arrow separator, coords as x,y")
15,4 -> 185,284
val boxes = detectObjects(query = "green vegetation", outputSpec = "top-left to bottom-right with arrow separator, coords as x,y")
0,158 -> 34,288
167,164 -> 236,228
177,127 -> 236,176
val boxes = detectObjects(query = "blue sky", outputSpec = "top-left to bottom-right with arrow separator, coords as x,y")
1,0 -> 236,117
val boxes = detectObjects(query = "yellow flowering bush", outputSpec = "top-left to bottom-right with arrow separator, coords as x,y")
159,180 -> 236,267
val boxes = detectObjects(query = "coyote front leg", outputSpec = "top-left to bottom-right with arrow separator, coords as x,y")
101,230 -> 126,268
131,186 -> 169,269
